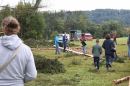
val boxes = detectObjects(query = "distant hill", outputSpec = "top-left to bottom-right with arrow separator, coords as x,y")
82,9 -> 130,26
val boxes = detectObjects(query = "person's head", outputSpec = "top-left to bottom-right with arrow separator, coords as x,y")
96,38 -> 99,43
64,32 -> 66,35
105,34 -> 111,39
1,16 -> 20,35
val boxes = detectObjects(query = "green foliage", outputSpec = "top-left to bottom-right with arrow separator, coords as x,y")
50,31 -> 58,40
24,38 -> 53,48
2,2 -> 47,40
70,58 -> 81,65
115,56 -> 125,63
24,38 -> 37,48
34,55 -> 66,74
83,9 -> 130,26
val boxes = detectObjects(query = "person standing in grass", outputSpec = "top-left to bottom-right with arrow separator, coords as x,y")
92,38 -> 102,71
62,32 -> 68,52
127,34 -> 130,60
55,34 -> 60,54
80,39 -> 87,55
113,33 -> 117,45
102,34 -> 115,71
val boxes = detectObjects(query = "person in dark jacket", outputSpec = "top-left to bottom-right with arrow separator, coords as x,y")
102,34 -> 115,71
127,34 -> 130,60
80,39 -> 87,54
62,32 -> 68,52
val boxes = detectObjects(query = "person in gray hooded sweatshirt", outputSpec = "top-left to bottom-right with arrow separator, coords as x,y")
0,16 -> 37,86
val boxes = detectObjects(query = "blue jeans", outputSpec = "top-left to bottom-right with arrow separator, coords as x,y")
55,44 -> 60,54
128,45 -> 130,57
105,53 -> 115,68
94,57 -> 100,69
83,45 -> 86,54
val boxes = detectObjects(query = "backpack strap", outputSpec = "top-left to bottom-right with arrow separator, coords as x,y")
0,44 -> 23,73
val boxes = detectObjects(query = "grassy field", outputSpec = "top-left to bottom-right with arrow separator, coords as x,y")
25,37 -> 130,86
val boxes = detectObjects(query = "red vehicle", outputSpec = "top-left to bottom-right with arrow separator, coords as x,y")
82,33 -> 93,41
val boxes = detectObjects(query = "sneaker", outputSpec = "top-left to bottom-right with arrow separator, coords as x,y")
108,62 -> 112,67
95,66 -> 98,71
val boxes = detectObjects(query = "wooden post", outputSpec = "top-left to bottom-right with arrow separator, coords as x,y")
128,77 -> 130,86
113,76 -> 130,84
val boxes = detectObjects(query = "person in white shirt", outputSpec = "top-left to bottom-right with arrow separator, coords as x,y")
0,16 -> 37,86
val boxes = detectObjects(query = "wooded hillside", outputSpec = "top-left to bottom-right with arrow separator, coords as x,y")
82,9 -> 130,26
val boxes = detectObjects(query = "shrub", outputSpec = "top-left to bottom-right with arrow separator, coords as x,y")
115,56 -> 125,63
34,55 -> 66,74
24,38 -> 53,48
71,58 -> 81,65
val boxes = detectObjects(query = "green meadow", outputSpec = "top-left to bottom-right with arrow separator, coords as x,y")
25,37 -> 130,86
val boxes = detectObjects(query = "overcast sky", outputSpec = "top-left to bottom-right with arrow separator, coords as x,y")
1,0 -> 130,11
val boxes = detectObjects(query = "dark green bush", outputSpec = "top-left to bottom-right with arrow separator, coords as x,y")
34,55 -> 66,74
24,38 -> 53,48
115,56 -> 125,63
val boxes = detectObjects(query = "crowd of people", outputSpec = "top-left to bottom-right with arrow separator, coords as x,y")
0,16 -> 130,85
54,32 -> 130,72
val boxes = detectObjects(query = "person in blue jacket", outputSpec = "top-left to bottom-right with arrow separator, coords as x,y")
55,34 -> 60,54
62,32 -> 68,52
102,34 -> 115,71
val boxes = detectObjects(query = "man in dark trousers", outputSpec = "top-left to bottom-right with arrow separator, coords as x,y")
62,32 -> 68,52
92,38 -> 102,71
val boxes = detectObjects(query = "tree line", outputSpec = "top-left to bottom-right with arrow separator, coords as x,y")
83,9 -> 130,27
0,1 -> 129,40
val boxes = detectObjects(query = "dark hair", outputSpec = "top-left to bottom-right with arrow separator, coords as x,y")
105,34 -> 111,39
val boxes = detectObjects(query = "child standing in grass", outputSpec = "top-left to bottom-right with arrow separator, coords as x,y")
80,39 -> 87,55
92,38 -> 102,71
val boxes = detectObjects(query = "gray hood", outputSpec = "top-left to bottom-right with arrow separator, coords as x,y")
1,34 -> 22,50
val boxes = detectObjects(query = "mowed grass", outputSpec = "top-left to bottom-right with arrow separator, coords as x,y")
25,37 -> 130,86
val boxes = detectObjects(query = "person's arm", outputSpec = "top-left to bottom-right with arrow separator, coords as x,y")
112,41 -> 115,47
24,49 -> 37,83
127,37 -> 129,45
102,41 -> 105,49
92,46 -> 94,54
62,36 -> 64,41
100,46 -> 102,54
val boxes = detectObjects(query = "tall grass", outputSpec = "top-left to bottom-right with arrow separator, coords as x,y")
25,37 -> 130,86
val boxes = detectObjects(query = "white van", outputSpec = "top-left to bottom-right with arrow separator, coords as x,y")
58,33 -> 70,42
